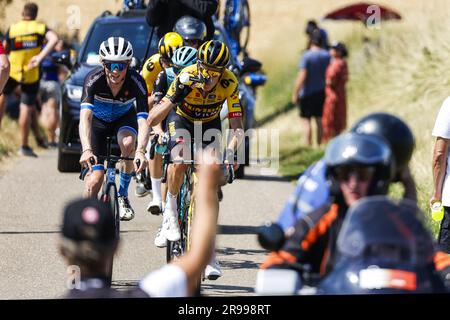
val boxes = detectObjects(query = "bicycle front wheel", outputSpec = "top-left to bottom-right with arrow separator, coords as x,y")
103,183 -> 120,240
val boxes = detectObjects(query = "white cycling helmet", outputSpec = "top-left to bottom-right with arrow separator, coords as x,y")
99,37 -> 133,61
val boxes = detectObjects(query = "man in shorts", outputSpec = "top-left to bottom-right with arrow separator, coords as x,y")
292,29 -> 330,147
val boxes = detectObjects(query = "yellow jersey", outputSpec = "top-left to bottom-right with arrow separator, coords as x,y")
141,53 -> 163,95
165,64 -> 243,123
6,20 -> 48,84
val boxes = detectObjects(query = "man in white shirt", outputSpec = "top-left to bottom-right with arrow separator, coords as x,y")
431,97 -> 450,253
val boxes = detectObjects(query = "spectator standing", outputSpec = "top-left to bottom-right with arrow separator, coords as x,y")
322,42 -> 349,144
292,30 -> 330,147
38,39 -> 67,148
0,2 -> 58,156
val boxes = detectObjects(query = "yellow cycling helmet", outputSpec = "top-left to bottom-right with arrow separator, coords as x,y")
158,32 -> 184,61
197,40 -> 230,69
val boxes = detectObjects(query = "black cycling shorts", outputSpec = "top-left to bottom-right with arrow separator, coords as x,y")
3,77 -> 40,106
166,110 -> 222,159
299,90 -> 325,118
91,109 -> 138,157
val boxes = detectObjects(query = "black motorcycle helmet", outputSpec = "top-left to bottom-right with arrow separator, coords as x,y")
174,15 -> 207,42
350,112 -> 415,173
325,132 -> 395,196
317,197 -> 447,294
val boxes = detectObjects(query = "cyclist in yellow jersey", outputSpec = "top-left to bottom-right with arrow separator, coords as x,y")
141,32 -> 183,108
148,40 -> 244,280
136,32 -> 183,198
0,2 -> 58,157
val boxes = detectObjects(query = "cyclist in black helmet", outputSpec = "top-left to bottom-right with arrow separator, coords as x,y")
350,112 -> 416,201
174,15 -> 207,49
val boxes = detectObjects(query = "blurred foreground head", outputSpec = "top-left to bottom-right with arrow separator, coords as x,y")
59,198 -> 118,274
325,132 -> 394,205
350,112 -> 415,175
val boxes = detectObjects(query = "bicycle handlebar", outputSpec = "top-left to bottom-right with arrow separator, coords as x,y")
79,155 -> 142,181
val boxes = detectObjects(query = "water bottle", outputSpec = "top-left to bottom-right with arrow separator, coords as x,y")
431,201 -> 445,222
179,72 -> 205,88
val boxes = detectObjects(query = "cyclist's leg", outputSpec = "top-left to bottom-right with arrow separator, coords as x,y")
115,110 -> 139,221
199,117 -> 223,279
148,120 -> 165,214
116,111 -> 138,197
84,116 -> 108,198
161,112 -> 192,241
166,112 -> 190,204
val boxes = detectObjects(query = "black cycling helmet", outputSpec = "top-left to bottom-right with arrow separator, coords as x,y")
325,132 -> 395,196
197,40 -> 231,69
350,112 -> 415,172
174,15 -> 207,42
317,197 -> 446,294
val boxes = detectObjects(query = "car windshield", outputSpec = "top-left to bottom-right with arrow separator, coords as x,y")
81,21 -> 157,64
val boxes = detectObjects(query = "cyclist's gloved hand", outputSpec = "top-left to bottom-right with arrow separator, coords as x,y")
134,150 -> 148,174
79,149 -> 97,170
169,77 -> 193,104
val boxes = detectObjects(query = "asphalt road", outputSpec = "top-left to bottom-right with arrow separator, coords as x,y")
0,149 -> 295,299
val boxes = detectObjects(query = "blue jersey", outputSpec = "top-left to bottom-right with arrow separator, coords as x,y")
298,49 -> 331,97
277,159 -> 331,231
80,66 -> 148,123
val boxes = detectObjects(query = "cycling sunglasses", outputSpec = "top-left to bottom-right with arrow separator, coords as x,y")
335,166 -> 375,182
198,62 -> 223,79
104,61 -> 129,72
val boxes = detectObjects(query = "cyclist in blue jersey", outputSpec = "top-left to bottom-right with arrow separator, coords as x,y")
79,37 -> 150,221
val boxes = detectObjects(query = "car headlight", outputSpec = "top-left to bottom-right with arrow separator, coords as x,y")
66,84 -> 83,101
